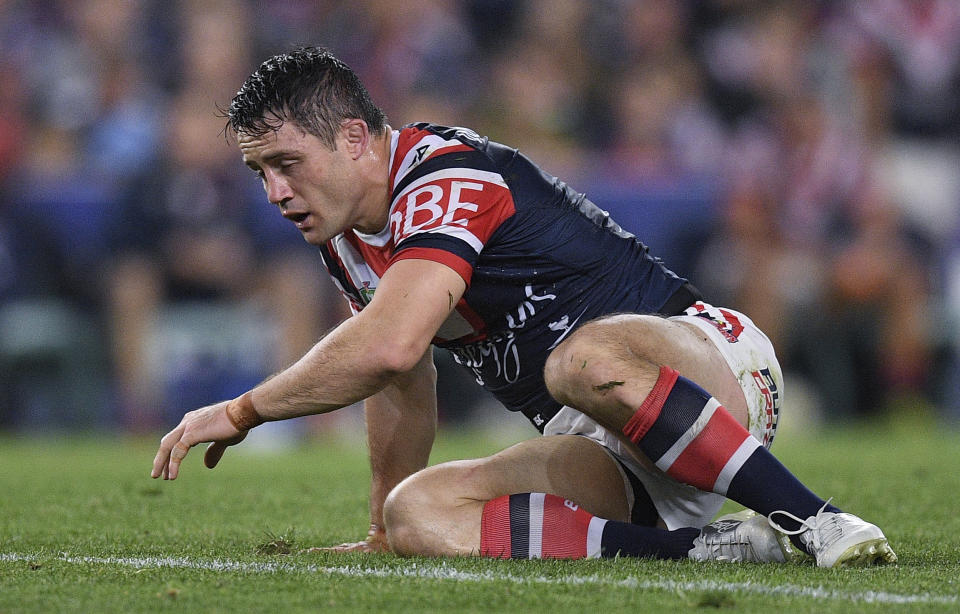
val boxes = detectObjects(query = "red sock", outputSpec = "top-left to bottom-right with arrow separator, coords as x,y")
480,492 -> 700,560
480,493 -> 606,559
622,365 -> 758,495
620,366 -> 833,527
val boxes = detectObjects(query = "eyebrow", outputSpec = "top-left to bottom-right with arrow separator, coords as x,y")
258,150 -> 301,165
262,151 -> 289,163
243,150 -> 295,171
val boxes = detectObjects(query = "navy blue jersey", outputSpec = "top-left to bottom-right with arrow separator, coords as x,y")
319,123 -> 690,430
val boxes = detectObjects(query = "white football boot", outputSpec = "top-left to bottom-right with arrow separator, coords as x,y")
689,509 -> 805,563
768,499 -> 898,568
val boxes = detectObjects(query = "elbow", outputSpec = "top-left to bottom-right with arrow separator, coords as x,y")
370,337 -> 431,377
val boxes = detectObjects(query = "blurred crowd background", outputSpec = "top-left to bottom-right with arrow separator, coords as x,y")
1,0 -> 959,436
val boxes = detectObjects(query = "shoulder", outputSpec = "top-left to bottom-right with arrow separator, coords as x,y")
395,123 -> 483,157
400,122 -> 488,151
389,123 -> 502,188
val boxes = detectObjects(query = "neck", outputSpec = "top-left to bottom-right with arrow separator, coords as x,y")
354,125 -> 393,234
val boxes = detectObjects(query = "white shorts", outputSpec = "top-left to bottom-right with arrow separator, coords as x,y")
542,303 -> 784,530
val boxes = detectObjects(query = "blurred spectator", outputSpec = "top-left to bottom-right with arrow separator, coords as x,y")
107,90 -> 336,431
582,50 -> 724,277
840,0 -> 960,138
482,35 -> 587,180
691,3 -> 942,420
946,232 -> 960,421
0,122 -> 116,430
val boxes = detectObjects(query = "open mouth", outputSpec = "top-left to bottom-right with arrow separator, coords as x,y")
289,212 -> 308,224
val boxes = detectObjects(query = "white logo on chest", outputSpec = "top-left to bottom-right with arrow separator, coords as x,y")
391,181 -> 484,236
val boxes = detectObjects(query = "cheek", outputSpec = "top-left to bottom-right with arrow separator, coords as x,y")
321,177 -> 354,206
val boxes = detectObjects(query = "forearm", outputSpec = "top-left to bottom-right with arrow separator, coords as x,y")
365,349 -> 438,527
228,258 -> 464,427
247,312 -> 413,422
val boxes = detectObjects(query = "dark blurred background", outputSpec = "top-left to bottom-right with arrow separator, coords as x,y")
1,0 -> 958,438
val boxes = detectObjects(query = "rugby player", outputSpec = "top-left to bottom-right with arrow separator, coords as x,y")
151,47 -> 896,567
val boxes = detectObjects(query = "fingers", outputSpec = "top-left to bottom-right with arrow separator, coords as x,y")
151,426 -> 184,479
204,431 -> 247,469
151,427 -> 191,481
166,441 -> 191,480
301,540 -> 388,554
204,441 -> 227,469
151,449 -> 166,479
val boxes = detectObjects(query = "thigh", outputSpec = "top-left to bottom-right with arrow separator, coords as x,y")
549,312 -> 751,429
383,434 -> 630,556
460,434 -> 631,519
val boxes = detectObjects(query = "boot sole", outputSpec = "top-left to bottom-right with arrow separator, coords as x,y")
830,538 -> 898,567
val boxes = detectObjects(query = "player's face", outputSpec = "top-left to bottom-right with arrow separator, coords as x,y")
239,122 -> 367,245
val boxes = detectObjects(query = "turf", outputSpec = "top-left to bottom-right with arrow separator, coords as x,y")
2,413 -> 959,613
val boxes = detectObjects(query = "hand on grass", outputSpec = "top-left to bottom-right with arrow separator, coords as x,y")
302,524 -> 390,554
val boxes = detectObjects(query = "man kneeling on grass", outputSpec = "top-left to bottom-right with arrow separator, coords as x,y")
152,46 -> 896,568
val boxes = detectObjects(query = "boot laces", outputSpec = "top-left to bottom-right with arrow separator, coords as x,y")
767,498 -> 837,551
703,527 -> 754,561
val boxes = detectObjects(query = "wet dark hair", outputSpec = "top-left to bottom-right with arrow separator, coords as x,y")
226,46 -> 386,149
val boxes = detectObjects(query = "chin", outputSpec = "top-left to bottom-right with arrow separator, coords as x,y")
302,229 -> 332,246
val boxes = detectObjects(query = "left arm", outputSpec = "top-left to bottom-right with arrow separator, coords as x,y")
152,258 -> 465,479
365,347 -> 438,541
317,347 -> 438,552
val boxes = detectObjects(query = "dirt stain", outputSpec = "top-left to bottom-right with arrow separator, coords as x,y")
592,380 -> 624,392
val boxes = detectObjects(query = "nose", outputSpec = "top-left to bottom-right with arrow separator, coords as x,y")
264,171 -> 294,207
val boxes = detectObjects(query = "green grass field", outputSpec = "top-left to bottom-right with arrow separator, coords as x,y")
2,413 -> 959,613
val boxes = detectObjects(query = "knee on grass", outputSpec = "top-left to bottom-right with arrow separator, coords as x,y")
383,465 -> 474,557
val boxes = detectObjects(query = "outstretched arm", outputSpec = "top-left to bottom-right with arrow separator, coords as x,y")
151,258 -> 465,480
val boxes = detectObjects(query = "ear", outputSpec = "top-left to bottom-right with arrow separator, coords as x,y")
340,119 -> 370,160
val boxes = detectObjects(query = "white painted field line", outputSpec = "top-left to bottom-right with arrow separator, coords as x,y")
2,551 -> 956,606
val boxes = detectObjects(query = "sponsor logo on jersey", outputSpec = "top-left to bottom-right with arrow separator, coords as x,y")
505,284 -> 557,330
359,281 -> 375,304
751,367 -> 780,447
392,179 -> 485,237
412,144 -> 430,165
388,167 -> 510,253
689,303 -> 745,343
451,330 -> 521,385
